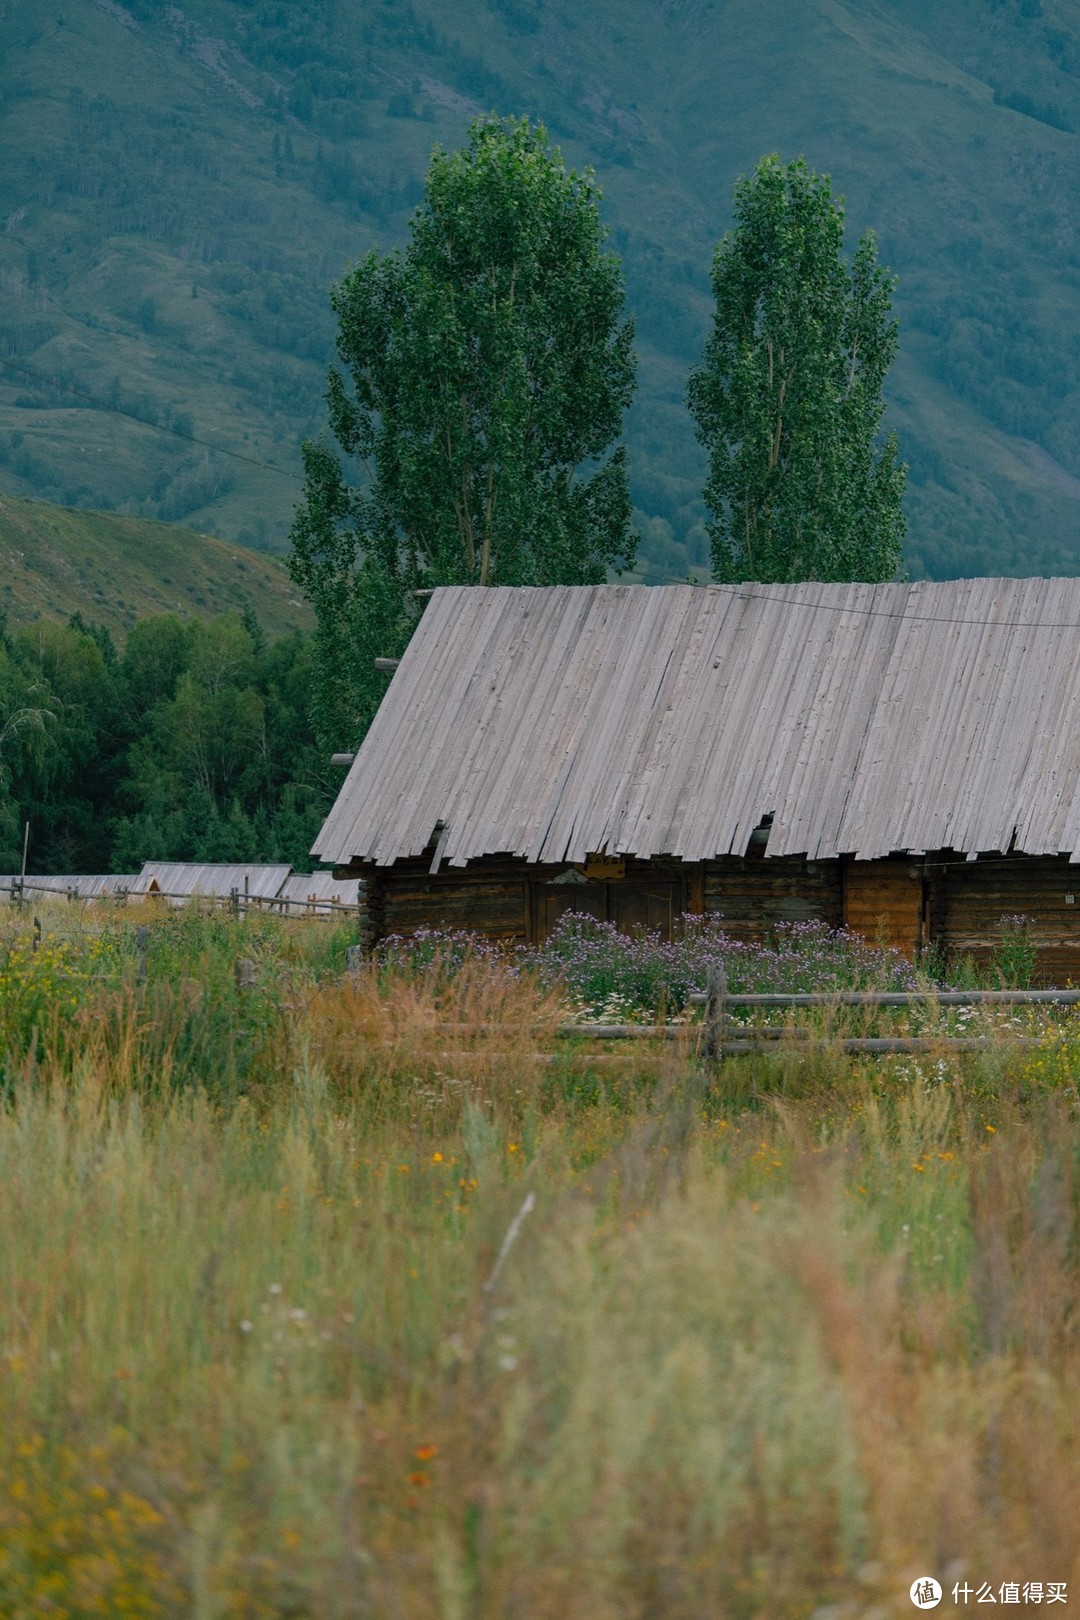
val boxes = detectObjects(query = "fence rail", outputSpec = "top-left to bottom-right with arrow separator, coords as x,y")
5,901 -> 1073,1058
682,972 -> 1077,1058
2,878 -> 364,920
686,988 -> 1080,1007
555,1024 -> 1048,1055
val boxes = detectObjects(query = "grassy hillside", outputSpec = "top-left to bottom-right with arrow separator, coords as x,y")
0,493 -> 312,636
0,0 -> 1078,579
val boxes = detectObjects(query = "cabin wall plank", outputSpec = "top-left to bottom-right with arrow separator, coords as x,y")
336,850 -> 1080,984
941,856 -> 1080,985
385,856 -> 532,943
704,857 -> 843,941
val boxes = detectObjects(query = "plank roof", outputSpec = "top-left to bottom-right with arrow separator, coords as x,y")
314,581 -> 1080,869
133,862 -> 292,901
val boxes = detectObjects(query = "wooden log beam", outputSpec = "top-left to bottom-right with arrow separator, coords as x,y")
686,989 -> 1080,1007
702,963 -> 727,1062
435,1036 -> 1045,1060
556,1022 -> 805,1041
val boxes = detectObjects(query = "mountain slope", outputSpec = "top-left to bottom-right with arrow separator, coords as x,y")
0,494 -> 313,636
0,0 -> 1078,580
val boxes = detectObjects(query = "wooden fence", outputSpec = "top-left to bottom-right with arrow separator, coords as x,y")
333,955 -> 1076,1060
9,903 -> 1075,1059
679,968 -> 1077,1058
3,878 -> 364,921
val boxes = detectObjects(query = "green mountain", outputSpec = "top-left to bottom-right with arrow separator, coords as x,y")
1,0 -> 1078,581
0,493 -> 312,636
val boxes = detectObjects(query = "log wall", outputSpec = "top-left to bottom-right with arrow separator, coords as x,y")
352,852 -> 847,948
339,850 -> 1080,983
339,854 -> 711,946
939,855 -> 1080,986
703,856 -> 843,942
376,854 -> 534,944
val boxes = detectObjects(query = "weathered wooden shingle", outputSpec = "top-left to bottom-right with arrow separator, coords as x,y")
134,862 -> 293,901
314,581 -> 1080,869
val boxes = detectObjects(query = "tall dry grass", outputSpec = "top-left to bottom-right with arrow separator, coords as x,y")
0,908 -> 1078,1615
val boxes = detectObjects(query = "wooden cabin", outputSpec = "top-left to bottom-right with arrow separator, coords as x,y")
315,581 -> 1080,982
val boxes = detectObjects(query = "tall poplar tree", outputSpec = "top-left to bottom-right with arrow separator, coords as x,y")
688,156 -> 905,584
289,115 -> 636,749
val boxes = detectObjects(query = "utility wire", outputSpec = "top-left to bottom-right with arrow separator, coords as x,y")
707,580 -> 1080,632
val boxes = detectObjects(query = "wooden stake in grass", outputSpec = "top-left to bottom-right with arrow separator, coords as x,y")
702,963 -> 727,1063
234,957 -> 257,992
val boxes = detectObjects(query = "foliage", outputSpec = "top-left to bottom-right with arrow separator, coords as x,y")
0,928 -> 120,1065
991,912 -> 1039,990
0,1434 -> 184,1616
0,626 -> 54,863
0,904 -> 362,1102
290,114 -> 636,747
533,911 -> 919,1018
375,924 -> 511,985
0,611 -> 333,872
688,156 -> 905,582
2,2 -> 1080,580
2,905 -> 1080,1613
367,912 -> 922,1022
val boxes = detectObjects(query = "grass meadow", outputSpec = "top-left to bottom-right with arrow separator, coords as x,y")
1,903 -> 1079,1617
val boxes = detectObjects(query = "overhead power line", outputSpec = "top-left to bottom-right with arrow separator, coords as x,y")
712,581 -> 1080,632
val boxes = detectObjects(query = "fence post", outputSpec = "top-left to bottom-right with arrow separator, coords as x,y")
32,915 -> 42,954
345,944 -> 363,975
136,925 -> 148,983
702,963 -> 727,1063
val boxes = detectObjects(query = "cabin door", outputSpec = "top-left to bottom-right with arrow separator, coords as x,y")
533,880 -> 682,944
842,860 -> 927,958
611,883 -> 678,937
536,883 -> 608,941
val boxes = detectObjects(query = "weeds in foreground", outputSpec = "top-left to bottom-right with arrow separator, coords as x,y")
532,911 -> 921,1018
990,912 -> 1039,990
0,909 -> 1079,1616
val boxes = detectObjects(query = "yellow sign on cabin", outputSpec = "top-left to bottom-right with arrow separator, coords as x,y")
584,853 -> 626,881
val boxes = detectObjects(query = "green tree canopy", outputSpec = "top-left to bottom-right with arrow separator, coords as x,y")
111,617 -> 330,869
289,114 -> 637,750
0,611 -> 333,875
687,155 -> 905,583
